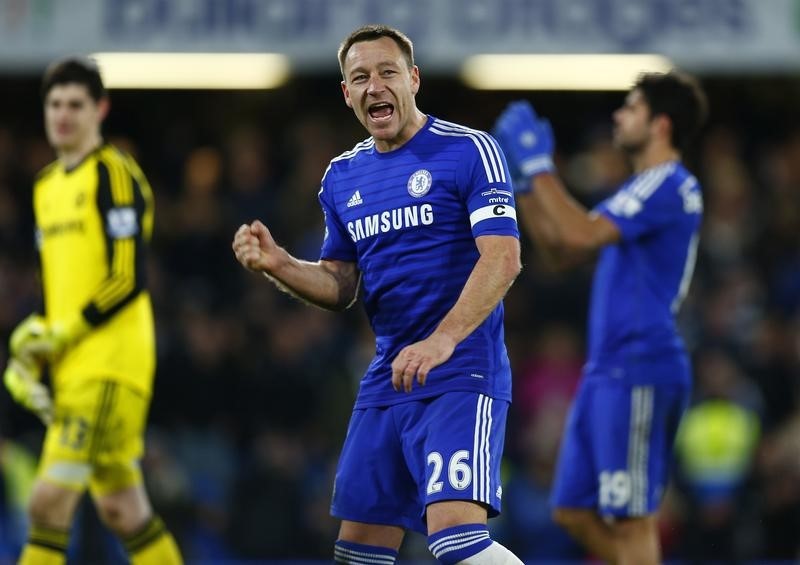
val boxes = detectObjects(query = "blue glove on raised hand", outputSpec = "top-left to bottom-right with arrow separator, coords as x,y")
493,100 -> 556,193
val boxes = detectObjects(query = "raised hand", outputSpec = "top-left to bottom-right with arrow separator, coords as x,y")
493,100 -> 556,193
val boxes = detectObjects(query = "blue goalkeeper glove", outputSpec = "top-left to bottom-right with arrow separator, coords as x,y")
493,100 -> 556,193
10,313 -> 90,363
4,357 -> 53,425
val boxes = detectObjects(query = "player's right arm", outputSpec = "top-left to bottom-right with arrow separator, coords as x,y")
494,101 -> 620,270
232,220 -> 360,311
524,173 -> 620,267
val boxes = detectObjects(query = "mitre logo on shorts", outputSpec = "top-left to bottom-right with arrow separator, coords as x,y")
407,169 -> 432,198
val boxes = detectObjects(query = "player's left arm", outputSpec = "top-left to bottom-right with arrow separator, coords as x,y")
391,235 -> 520,392
80,156 -> 152,326
392,128 -> 522,392
391,235 -> 521,392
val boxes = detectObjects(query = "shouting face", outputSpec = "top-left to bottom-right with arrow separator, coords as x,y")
341,36 -> 425,152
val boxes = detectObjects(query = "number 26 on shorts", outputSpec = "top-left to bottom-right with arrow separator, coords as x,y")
427,450 -> 472,494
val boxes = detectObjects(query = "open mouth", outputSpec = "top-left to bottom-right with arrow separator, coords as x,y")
368,102 -> 394,121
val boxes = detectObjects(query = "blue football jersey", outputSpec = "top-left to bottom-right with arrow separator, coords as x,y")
587,161 -> 702,383
319,116 -> 519,408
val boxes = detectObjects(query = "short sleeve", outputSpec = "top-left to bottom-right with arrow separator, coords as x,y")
455,131 -> 520,240
318,170 -> 357,262
595,168 -> 689,241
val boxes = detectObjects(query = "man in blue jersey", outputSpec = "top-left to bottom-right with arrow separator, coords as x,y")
493,72 -> 707,564
233,25 -> 525,565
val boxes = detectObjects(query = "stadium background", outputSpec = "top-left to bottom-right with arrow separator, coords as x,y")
0,0 -> 799,563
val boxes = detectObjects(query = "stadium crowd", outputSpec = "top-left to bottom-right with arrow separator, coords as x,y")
0,74 -> 798,563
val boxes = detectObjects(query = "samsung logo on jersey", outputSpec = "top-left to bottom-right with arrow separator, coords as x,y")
347,204 -> 433,243
39,220 -> 85,239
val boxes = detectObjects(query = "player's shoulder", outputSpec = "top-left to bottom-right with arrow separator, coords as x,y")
655,162 -> 701,202
663,161 -> 695,184
428,116 -> 497,148
625,160 -> 692,196
97,143 -> 147,179
670,161 -> 699,188
428,117 -> 505,175
34,160 -> 60,183
330,136 -> 375,166
97,143 -> 131,166
322,136 -> 375,183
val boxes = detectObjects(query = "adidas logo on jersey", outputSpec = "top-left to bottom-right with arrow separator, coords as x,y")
346,190 -> 363,207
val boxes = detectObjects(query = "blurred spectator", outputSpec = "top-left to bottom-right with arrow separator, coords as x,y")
513,324 -> 583,422
673,348 -> 762,562
0,438 -> 37,560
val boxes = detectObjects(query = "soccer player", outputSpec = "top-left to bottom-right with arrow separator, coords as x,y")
493,73 -> 708,564
233,24 -> 525,565
3,57 -> 182,565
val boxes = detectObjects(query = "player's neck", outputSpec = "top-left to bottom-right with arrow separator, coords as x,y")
57,133 -> 103,169
630,141 -> 680,174
374,110 -> 427,153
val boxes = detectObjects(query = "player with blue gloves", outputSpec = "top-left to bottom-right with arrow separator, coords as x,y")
494,73 -> 707,565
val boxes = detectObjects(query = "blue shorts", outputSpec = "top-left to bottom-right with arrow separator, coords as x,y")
331,391 -> 509,534
551,378 -> 690,517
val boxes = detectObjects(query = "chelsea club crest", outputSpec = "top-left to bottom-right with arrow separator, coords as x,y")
407,169 -> 432,198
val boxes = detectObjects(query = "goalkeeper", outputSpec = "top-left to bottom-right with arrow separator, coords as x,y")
4,57 -> 182,565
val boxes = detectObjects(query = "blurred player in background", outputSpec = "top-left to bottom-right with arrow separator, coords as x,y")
234,24 -> 525,565
493,72 -> 707,564
3,57 -> 182,565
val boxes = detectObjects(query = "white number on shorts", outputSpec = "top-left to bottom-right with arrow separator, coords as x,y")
427,450 -> 473,494
448,450 -> 472,491
599,470 -> 632,508
427,452 -> 444,494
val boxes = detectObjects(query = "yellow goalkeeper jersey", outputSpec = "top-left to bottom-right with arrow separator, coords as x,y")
34,143 -> 155,396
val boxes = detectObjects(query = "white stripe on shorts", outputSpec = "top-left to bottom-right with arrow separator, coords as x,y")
471,394 -> 493,504
627,386 -> 654,515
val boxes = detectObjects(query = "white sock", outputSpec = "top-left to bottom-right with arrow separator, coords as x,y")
457,541 -> 524,564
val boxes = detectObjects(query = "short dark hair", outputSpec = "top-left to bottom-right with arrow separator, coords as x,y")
634,71 -> 708,152
337,24 -> 415,78
41,56 -> 106,102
